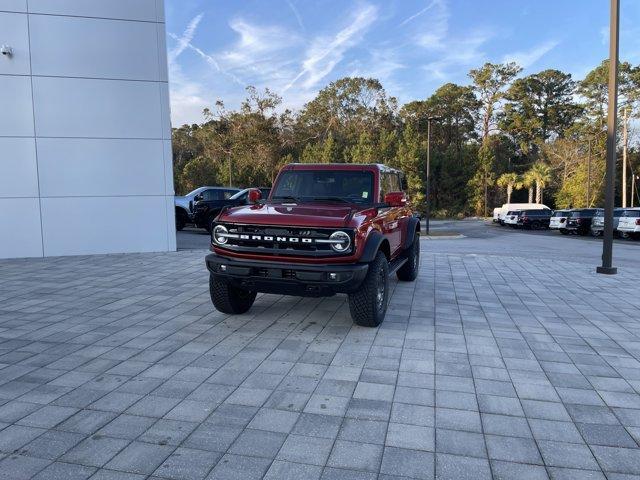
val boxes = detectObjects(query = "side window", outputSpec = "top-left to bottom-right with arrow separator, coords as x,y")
201,189 -> 215,201
224,190 -> 236,199
390,174 -> 400,192
399,173 -> 408,192
380,173 -> 390,199
204,189 -> 228,200
380,172 -> 401,199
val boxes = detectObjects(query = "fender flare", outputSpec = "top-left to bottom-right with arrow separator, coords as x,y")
360,231 -> 388,263
403,216 -> 421,250
175,206 -> 189,217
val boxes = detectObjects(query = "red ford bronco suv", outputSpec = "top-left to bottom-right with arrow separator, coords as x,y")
205,163 -> 420,327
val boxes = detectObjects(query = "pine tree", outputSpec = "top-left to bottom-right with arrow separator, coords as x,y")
396,124 -> 425,211
321,132 -> 340,163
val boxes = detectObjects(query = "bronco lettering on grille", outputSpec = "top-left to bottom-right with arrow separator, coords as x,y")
244,235 -> 315,243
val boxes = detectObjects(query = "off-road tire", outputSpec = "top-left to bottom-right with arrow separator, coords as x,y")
209,275 -> 256,314
531,221 -> 541,230
348,251 -> 389,327
397,233 -> 419,281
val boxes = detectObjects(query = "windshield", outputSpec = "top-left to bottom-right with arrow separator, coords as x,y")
186,187 -> 207,197
230,189 -> 249,200
271,170 -> 375,204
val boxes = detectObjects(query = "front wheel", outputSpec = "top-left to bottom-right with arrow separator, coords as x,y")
175,210 -> 187,231
209,275 -> 256,314
348,252 -> 389,327
397,233 -> 419,281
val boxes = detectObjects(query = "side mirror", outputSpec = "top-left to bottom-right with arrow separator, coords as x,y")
384,191 -> 407,207
247,188 -> 262,204
194,194 -> 203,202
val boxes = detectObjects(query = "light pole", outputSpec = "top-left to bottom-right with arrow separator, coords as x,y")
597,0 -> 619,275
587,139 -> 592,207
425,116 -> 439,235
622,108 -> 629,207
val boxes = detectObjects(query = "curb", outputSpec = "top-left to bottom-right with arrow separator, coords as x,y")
423,234 -> 466,240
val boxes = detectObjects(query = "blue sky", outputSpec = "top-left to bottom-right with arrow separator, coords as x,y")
165,0 -> 640,126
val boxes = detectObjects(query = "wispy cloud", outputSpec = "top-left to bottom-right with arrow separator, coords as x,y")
169,70 -> 209,125
502,40 -> 559,69
167,14 -> 211,125
285,3 -> 379,91
168,32 -> 245,86
412,0 -> 448,50
406,1 -> 489,81
423,30 -> 492,80
286,0 -> 305,30
600,26 -> 608,45
347,46 -> 406,96
216,18 -> 301,83
399,0 -> 440,27
168,13 -> 203,63
167,13 -> 250,124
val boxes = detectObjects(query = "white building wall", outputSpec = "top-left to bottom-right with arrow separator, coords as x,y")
0,0 -> 175,258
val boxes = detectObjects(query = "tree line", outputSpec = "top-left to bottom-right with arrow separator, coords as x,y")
172,60 -> 640,216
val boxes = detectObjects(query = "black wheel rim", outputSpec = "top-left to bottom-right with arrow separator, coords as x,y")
376,268 -> 385,312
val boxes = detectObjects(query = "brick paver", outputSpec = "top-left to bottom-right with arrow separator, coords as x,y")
1,248 -> 640,479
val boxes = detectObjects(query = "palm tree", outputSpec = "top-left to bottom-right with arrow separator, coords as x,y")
497,172 -> 522,204
530,162 -> 552,204
522,170 -> 536,203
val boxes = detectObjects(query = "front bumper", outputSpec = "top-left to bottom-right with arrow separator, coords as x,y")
205,253 -> 369,297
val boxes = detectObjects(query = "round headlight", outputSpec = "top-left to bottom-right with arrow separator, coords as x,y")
213,225 -> 228,244
329,231 -> 351,252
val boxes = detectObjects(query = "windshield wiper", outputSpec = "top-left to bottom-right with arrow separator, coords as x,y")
311,197 -> 351,204
272,195 -> 301,203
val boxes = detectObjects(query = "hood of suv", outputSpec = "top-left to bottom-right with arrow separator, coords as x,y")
217,202 -> 358,228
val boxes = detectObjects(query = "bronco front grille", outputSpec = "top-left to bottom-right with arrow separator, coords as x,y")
213,224 -> 353,257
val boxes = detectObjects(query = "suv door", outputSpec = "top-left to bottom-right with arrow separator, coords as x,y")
378,172 -> 404,256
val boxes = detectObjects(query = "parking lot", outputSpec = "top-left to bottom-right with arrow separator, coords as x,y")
2,221 -> 640,479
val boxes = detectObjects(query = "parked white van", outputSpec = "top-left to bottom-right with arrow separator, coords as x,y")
495,203 -> 551,225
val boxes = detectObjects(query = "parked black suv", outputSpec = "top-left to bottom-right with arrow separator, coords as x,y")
517,209 -> 552,230
193,187 -> 270,233
565,208 -> 598,236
